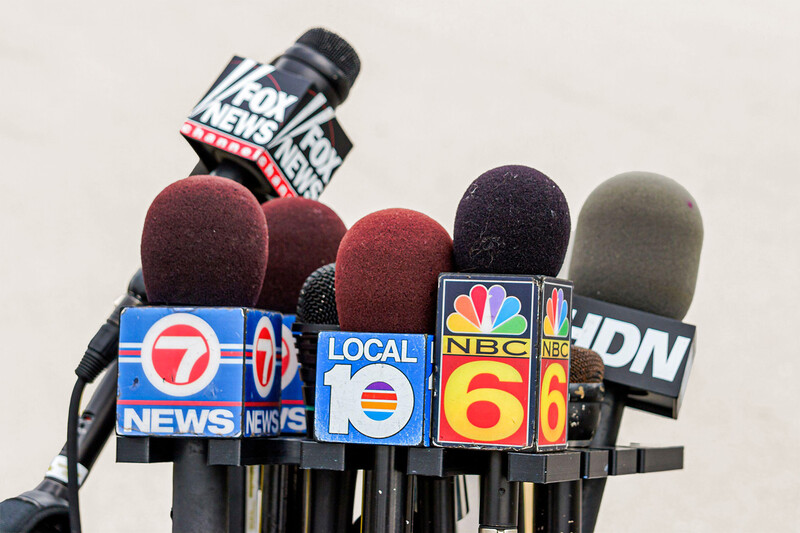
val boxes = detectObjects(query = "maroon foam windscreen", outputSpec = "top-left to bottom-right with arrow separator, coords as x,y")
335,208 -> 454,334
141,175 -> 268,307
255,198 -> 346,313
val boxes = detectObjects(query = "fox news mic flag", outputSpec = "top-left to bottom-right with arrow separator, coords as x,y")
181,57 -> 352,200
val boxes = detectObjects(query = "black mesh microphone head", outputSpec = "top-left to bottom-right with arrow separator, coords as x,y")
453,165 -> 571,276
296,28 -> 361,87
276,27 -> 361,107
568,171 -> 703,320
296,263 -> 338,325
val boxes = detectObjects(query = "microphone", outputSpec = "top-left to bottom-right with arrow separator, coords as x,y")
567,171 -> 703,532
257,197 -> 345,432
249,197 -> 345,533
289,263 -> 357,533
444,165 -> 572,533
0,272 -> 146,533
326,208 -> 454,533
120,175 -> 273,533
181,28 -> 361,202
294,263 -> 339,431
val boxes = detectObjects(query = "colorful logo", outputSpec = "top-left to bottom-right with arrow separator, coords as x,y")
140,313 -> 221,397
360,381 -> 398,421
252,316 -> 277,397
446,285 -> 527,335
544,288 -> 569,337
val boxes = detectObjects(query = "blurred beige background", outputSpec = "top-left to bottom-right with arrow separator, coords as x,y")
1,1 -> 798,531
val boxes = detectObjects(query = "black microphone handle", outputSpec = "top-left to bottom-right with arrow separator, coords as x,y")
480,451 -> 519,533
362,446 -> 408,533
580,382 -> 628,533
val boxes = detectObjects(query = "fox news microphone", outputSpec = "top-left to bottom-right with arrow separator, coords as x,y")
0,272 -> 145,533
124,175 -> 270,533
568,171 -> 703,533
447,165 -> 572,533
254,198 -> 345,533
326,208 -> 453,533
181,28 -> 360,202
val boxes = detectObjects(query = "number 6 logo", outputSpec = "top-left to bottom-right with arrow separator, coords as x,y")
141,313 -> 221,397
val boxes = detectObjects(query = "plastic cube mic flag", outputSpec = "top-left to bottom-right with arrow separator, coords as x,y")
117,307 -> 283,438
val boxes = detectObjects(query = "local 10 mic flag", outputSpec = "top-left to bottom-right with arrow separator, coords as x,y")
314,332 -> 434,447
433,274 -> 572,451
116,307 -> 283,438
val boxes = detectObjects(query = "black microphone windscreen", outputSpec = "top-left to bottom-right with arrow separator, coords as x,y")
453,165 -> 571,276
568,171 -> 703,320
296,263 -> 338,325
296,28 -> 361,87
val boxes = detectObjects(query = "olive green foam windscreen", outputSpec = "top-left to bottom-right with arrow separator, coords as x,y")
568,171 -> 703,320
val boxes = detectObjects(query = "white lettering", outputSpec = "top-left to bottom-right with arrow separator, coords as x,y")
630,329 -> 691,382
591,318 -> 641,368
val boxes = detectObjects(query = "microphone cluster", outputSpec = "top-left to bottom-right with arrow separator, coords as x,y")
0,24 -> 704,533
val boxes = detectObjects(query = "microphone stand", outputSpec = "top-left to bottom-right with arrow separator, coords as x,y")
480,451 -> 519,533
580,382 -> 627,533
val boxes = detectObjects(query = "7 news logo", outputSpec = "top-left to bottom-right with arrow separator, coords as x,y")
117,308 -> 282,438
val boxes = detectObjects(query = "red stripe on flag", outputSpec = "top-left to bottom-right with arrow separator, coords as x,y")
117,400 -> 241,406
361,392 -> 398,401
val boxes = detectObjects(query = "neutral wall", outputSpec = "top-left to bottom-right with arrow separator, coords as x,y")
1,1 -> 797,531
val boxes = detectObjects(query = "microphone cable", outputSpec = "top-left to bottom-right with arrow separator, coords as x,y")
66,273 -> 146,533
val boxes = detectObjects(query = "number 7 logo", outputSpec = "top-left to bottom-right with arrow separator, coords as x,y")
141,313 -> 222,397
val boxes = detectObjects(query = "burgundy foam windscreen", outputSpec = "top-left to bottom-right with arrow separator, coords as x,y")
255,198 -> 346,313
141,175 -> 268,307
569,346 -> 605,383
335,208 -> 454,334
453,165 -> 571,276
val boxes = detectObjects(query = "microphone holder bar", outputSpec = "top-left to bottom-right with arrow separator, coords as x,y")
116,436 -> 682,532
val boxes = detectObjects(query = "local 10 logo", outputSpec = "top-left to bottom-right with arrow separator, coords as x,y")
314,331 -> 432,446
116,307 -> 283,438
433,274 -> 572,451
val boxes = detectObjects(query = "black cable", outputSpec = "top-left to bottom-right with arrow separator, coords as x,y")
67,377 -> 87,533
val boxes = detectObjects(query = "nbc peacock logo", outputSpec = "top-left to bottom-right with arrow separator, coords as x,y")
544,288 -> 569,337
446,284 -> 528,335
